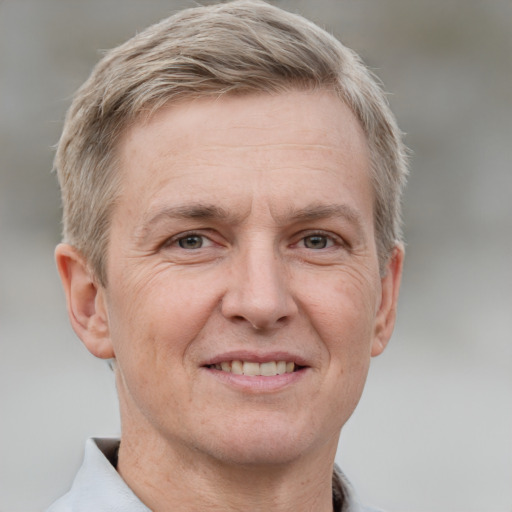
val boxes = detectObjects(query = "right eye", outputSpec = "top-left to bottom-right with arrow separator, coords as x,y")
177,234 -> 206,249
300,234 -> 333,250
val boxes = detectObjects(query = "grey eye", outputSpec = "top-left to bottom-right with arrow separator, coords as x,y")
303,235 -> 329,249
178,235 -> 204,249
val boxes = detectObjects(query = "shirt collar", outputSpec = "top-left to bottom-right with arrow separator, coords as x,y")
47,438 -> 150,512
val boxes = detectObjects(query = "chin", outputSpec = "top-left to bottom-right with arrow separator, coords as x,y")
212,440 -> 305,467
196,416 -> 326,467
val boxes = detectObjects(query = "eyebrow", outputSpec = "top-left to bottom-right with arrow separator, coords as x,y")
282,203 -> 363,225
281,203 -> 367,243
136,202 -> 366,242
135,203 -> 244,241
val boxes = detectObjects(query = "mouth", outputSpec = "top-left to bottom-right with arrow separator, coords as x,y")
205,360 -> 303,377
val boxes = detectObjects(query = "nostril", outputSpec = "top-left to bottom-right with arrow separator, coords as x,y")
220,278 -> 298,330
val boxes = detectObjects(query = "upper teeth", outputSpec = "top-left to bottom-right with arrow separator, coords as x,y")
211,360 -> 295,376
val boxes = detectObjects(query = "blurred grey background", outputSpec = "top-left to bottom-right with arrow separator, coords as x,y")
1,1 -> 511,511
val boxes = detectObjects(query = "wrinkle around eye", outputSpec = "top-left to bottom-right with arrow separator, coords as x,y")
156,231 -> 229,266
286,230 -> 372,268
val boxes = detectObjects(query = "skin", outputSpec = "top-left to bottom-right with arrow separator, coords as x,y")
56,90 -> 403,512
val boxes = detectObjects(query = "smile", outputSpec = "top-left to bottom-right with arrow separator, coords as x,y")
206,360 -> 298,376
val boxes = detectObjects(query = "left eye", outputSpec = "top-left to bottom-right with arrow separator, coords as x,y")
301,235 -> 333,249
177,235 -> 208,249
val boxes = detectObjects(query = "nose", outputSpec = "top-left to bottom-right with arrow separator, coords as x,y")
221,241 -> 298,331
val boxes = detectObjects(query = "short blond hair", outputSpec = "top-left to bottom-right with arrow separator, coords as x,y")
55,0 -> 408,285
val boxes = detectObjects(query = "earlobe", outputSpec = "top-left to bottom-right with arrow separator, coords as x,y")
371,244 -> 404,357
55,243 -> 115,359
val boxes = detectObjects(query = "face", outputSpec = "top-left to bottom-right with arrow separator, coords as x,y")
96,91 -> 401,467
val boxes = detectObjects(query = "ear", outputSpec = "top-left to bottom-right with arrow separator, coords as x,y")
55,243 -> 114,359
371,244 -> 404,357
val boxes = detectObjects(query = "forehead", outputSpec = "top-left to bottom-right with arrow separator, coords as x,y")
115,90 -> 373,226
122,90 -> 367,157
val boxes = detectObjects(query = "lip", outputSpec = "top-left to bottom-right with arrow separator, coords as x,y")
200,350 -> 310,393
201,350 -> 309,368
201,365 -> 308,393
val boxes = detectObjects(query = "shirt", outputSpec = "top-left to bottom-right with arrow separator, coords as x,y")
47,438 -> 383,512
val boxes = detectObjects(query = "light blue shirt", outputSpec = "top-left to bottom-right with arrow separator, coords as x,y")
47,438 -> 383,512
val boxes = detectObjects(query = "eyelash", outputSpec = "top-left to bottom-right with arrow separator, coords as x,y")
294,231 -> 344,250
162,231 -> 214,250
163,230 -> 343,252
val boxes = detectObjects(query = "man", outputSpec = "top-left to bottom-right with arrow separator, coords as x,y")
49,1 -> 408,510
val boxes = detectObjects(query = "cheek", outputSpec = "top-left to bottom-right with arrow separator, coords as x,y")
106,282 -> 202,425
106,267 -> 223,373
307,269 -> 379,345
303,269 -> 379,409
310,279 -> 377,428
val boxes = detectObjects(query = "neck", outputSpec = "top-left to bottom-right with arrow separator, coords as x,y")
117,428 -> 336,512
